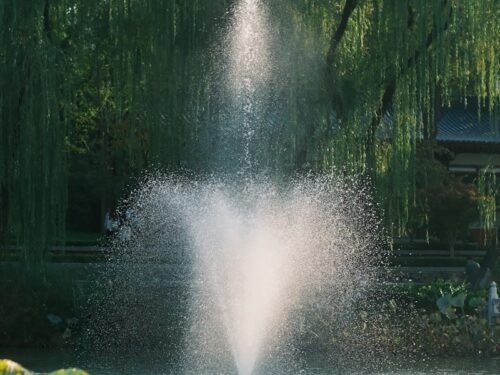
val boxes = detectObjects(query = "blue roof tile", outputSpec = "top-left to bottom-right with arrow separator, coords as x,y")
437,106 -> 500,143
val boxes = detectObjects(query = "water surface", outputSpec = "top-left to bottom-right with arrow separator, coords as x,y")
2,348 -> 499,374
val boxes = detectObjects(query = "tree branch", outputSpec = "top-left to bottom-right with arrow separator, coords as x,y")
326,0 -> 358,69
326,0 -> 359,119
43,0 -> 52,41
368,0 -> 453,142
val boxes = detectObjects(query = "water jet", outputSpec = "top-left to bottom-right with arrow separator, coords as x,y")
86,1 -> 385,373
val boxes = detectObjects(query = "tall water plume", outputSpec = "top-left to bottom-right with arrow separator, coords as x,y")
87,1 -> 384,374
226,0 -> 271,176
201,0 -> 275,176
88,175 -> 383,374
180,177 -> 382,374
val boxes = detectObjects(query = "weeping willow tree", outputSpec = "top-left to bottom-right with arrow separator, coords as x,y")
62,0 -> 232,228
0,0 -> 232,268
1,0 -> 500,267
0,2 -> 68,270
285,0 -> 500,237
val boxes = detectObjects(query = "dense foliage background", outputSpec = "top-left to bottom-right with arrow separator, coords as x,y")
1,0 -> 500,266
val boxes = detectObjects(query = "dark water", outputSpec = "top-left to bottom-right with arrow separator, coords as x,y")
2,348 -> 499,374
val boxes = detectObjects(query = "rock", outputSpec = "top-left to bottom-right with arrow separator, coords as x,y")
46,313 -> 63,325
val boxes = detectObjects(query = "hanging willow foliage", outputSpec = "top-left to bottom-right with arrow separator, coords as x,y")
0,0 -> 232,266
289,0 -> 500,235
0,2 -> 68,269
1,0 -> 500,263
478,167 -> 497,236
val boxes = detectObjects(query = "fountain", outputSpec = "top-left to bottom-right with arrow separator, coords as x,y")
86,1 -> 383,374
88,175 -> 382,374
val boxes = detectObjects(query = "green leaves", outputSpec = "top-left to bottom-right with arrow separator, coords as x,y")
450,293 -> 466,309
2,0 -> 500,250
386,280 -> 499,355
436,292 -> 466,318
0,359 -> 88,375
468,296 -> 484,309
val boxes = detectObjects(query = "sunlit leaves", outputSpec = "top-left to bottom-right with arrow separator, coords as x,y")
0,359 -> 88,375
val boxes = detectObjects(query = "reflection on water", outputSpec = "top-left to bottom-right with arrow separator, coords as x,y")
2,348 -> 499,375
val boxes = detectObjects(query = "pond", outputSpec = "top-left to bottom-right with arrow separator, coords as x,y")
2,349 -> 499,375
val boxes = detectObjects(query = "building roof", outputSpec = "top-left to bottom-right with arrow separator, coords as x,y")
436,105 -> 500,144
380,103 -> 500,150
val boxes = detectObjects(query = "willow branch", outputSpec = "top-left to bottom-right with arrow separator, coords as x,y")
368,0 -> 453,141
326,0 -> 358,69
43,0 -> 52,40
326,0 -> 359,118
